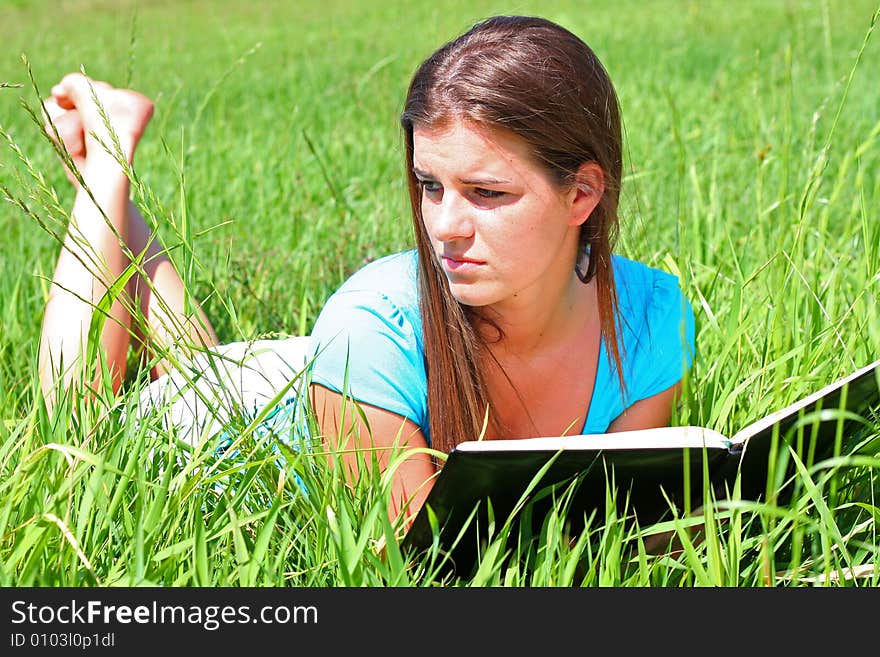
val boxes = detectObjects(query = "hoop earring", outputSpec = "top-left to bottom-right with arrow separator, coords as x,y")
575,243 -> 592,284
575,207 -> 596,284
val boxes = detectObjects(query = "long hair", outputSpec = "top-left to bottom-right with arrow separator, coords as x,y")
400,15 -> 625,455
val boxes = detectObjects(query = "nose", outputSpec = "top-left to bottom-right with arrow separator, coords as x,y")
424,190 -> 474,243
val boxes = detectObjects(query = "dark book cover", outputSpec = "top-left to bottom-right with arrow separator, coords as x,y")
402,360 -> 880,572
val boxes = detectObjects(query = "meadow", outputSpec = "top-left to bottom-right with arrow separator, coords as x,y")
0,0 -> 879,586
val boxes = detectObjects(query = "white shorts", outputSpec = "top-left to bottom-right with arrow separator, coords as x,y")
134,336 -> 312,447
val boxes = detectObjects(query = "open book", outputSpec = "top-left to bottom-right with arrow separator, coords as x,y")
402,359 -> 880,564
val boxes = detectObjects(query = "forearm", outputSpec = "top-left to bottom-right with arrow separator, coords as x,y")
388,453 -> 437,531
310,384 -> 438,530
606,382 -> 681,432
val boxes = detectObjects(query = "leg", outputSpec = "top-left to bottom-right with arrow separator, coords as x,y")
136,336 -> 312,446
38,155 -> 136,402
38,74 -> 218,406
39,190 -> 220,403
125,200 -> 218,379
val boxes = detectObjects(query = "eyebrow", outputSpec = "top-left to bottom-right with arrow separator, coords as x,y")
412,167 -> 512,186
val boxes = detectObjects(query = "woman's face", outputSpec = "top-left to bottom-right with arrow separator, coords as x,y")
413,119 -> 599,311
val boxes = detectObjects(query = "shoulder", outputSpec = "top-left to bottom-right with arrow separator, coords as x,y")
307,250 -> 428,435
311,250 -> 421,336
332,250 -> 419,299
611,255 -> 691,331
612,254 -> 678,298
610,254 -> 695,402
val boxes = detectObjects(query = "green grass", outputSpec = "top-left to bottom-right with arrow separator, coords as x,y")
1,0 -> 879,586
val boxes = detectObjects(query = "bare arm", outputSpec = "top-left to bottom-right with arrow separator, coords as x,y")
309,384 -> 438,529
606,381 -> 682,433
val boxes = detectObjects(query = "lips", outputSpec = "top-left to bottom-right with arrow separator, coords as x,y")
441,254 -> 484,271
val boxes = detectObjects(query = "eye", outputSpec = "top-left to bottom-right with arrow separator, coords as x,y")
474,188 -> 505,199
420,180 -> 442,194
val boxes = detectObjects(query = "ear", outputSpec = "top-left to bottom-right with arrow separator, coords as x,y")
567,161 -> 605,227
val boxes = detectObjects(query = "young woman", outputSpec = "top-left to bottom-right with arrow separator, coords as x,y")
38,16 -> 695,525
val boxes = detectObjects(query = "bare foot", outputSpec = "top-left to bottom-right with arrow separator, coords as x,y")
43,98 -> 85,186
47,73 -> 154,169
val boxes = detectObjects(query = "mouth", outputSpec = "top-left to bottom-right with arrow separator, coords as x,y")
441,254 -> 484,272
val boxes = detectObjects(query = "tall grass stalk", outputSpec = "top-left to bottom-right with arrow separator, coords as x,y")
0,0 -> 878,586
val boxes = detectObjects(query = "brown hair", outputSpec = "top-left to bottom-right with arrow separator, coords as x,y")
400,15 -> 625,455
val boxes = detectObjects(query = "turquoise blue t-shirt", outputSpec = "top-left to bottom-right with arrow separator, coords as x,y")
307,250 -> 695,447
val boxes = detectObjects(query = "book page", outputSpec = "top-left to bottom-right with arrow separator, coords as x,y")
455,425 -> 731,452
730,359 -> 880,446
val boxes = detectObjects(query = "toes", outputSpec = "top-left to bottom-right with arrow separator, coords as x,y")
51,72 -> 95,108
43,106 -> 85,155
42,97 -> 65,121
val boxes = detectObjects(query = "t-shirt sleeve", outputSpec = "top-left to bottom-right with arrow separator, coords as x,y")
628,271 -> 696,404
307,288 -> 428,430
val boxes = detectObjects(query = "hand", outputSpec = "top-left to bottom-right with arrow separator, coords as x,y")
43,73 -> 154,173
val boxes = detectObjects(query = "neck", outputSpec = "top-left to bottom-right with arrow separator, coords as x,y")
478,270 -> 596,360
